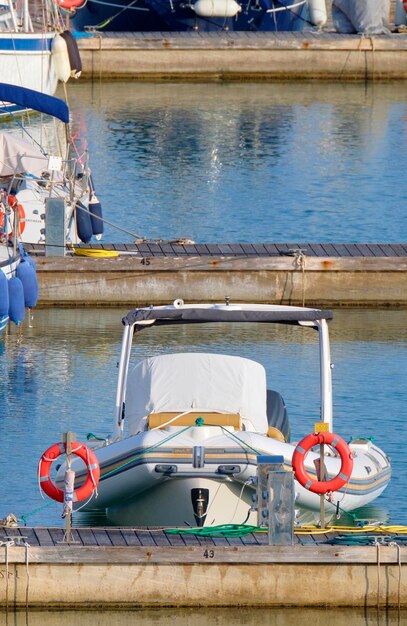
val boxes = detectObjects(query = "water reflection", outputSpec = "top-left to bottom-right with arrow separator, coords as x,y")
60,81 -> 407,243
3,607 -> 407,626
0,308 -> 406,525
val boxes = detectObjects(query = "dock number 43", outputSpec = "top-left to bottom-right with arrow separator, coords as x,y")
203,550 -> 215,559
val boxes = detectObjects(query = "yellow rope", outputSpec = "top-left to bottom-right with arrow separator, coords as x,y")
294,524 -> 407,535
72,247 -> 119,258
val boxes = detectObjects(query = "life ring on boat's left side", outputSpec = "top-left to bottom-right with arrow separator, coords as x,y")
7,195 -> 26,237
292,431 -> 353,495
38,441 -> 100,503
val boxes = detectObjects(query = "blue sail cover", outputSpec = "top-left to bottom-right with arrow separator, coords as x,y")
0,83 -> 69,123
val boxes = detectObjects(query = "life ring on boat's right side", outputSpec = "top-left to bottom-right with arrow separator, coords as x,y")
38,441 -> 100,503
292,431 -> 353,495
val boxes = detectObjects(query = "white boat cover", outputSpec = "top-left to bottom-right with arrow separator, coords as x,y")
332,0 -> 390,34
125,353 -> 268,434
0,133 -> 48,177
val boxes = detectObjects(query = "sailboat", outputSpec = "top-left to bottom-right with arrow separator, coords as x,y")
0,83 -> 103,248
71,0 -> 327,33
0,0 -> 82,116
0,201 -> 38,334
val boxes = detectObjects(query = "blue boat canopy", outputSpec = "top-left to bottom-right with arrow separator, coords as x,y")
0,83 -> 69,123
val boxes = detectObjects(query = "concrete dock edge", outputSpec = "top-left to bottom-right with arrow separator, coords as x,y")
1,543 -> 406,607
34,255 -> 407,307
77,32 -> 407,81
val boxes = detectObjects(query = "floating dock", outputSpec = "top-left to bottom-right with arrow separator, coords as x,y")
0,525 -> 405,608
77,32 -> 407,81
1,526 -> 406,608
25,242 -> 407,307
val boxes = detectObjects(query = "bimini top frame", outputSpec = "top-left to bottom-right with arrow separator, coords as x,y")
115,303 -> 334,436
122,303 -> 333,328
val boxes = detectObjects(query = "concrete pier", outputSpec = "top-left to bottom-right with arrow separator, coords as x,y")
77,32 -> 407,81
26,242 -> 407,307
1,527 -> 406,608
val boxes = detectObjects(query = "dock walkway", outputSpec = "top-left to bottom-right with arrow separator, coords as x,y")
26,242 -> 407,307
1,525 -> 406,607
77,31 -> 407,80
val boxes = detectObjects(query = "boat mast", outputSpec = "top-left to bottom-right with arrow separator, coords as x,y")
22,0 -> 33,32
318,318 -> 333,430
7,0 -> 19,31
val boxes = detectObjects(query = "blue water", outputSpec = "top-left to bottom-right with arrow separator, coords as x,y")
1,82 -> 407,529
0,308 -> 406,526
64,81 -> 407,244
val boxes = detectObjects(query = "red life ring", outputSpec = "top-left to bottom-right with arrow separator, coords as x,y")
38,441 -> 100,503
55,0 -> 86,9
292,431 -> 353,495
7,195 -> 26,237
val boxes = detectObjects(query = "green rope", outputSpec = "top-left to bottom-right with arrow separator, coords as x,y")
165,524 -> 263,537
100,418 -> 262,481
101,424 -> 195,480
20,501 -> 54,525
328,534 -> 407,545
219,425 -> 262,457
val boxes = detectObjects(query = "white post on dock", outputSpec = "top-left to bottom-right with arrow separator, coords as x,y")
62,431 -> 76,544
315,421 -> 329,529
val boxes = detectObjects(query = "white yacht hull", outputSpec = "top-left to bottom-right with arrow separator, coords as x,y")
0,34 -> 58,109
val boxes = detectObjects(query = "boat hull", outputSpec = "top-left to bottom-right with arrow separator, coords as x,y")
72,0 -> 309,31
0,34 -> 58,109
64,426 -> 391,526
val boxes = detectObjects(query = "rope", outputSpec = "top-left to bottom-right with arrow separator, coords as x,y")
165,523 -> 407,539
165,524 -> 260,537
219,425 -> 262,457
24,541 -> 30,611
389,541 -> 402,617
84,0 -> 149,30
292,248 -> 306,306
4,540 -> 12,610
267,0 -> 306,13
21,502 -> 54,524
150,409 -> 195,431
100,424 -> 195,480
72,247 -> 119,258
376,540 -> 381,609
